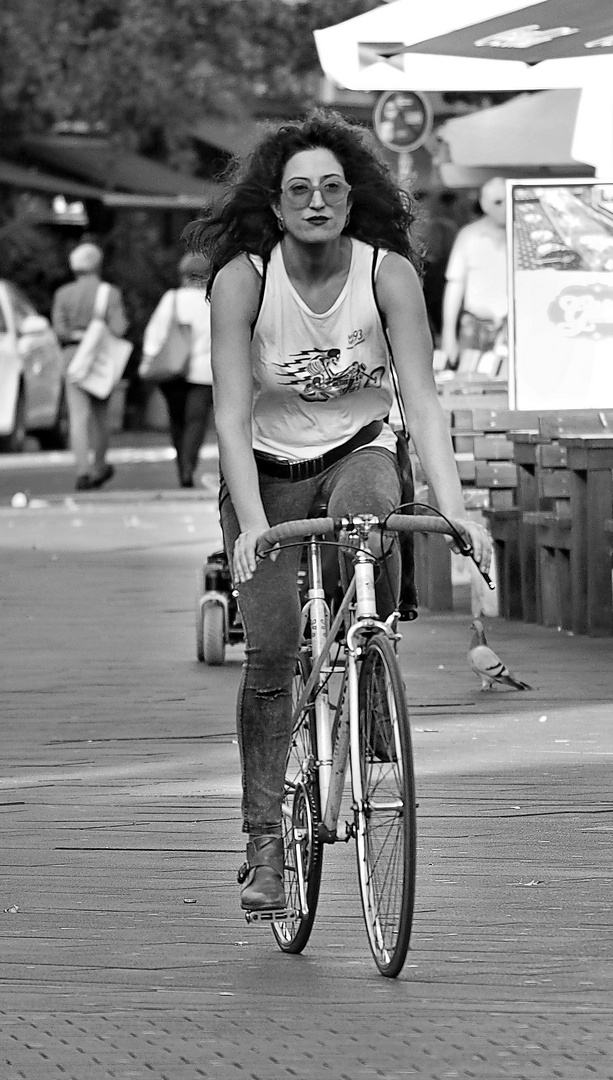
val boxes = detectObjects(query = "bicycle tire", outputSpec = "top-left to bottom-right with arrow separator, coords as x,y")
272,649 -> 323,953
354,634 -> 416,978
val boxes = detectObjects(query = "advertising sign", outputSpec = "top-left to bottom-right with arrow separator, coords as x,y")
372,91 -> 433,154
508,179 -> 613,410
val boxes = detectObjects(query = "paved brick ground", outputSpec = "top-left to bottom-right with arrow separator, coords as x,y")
1,494 -> 612,1079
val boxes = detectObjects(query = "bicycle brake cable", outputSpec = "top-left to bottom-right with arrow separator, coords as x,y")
383,501 -> 495,591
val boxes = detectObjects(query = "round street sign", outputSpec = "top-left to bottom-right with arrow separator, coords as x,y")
373,91 -> 433,154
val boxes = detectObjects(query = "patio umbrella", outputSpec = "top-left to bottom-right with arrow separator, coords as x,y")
313,0 -> 613,174
435,88 -> 594,183
314,0 -> 613,93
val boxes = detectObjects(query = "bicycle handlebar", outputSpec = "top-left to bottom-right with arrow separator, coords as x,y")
257,513 -> 465,552
256,513 -> 495,591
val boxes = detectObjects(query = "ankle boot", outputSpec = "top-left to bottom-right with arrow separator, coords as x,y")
237,835 -> 285,911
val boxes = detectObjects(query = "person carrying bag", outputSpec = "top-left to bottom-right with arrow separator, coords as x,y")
140,254 -> 212,488
138,289 -> 191,383
52,242 -> 130,491
68,282 -> 133,399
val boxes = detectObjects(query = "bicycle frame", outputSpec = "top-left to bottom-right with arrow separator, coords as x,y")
263,508 -> 487,969
292,522 -> 398,842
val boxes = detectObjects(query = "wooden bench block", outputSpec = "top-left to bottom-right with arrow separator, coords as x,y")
489,488 -> 516,510
475,461 -> 518,489
457,458 -> 477,483
523,511 -> 569,531
539,410 -> 613,438
538,443 -> 567,468
473,435 -> 514,460
510,432 -> 545,465
538,468 -> 572,500
453,434 -> 475,453
452,408 -> 542,432
551,498 -> 572,517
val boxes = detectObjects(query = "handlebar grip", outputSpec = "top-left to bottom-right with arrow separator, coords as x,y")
384,513 -> 464,538
256,516 -> 335,555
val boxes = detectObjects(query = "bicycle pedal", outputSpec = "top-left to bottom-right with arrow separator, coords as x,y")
244,907 -> 290,924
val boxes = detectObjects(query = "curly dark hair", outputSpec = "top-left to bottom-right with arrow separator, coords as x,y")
185,110 -> 423,296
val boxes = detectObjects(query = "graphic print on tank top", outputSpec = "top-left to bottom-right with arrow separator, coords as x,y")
250,240 -> 396,460
274,345 -> 385,403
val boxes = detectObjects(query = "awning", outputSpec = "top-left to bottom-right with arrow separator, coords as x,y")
192,117 -> 259,157
21,135 -> 215,200
0,157 -> 103,199
436,90 -> 594,174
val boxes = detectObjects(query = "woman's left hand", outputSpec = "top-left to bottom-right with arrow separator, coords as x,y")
446,519 -> 493,575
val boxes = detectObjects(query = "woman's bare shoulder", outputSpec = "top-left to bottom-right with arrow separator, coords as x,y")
377,249 -> 419,280
214,253 -> 262,291
212,254 -> 262,320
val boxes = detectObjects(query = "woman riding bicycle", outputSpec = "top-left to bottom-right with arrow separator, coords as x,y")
188,111 -> 492,914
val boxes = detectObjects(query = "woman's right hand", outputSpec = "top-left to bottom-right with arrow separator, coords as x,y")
233,525 -> 281,584
232,528 -> 262,584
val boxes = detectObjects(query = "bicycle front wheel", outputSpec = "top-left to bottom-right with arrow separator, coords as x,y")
272,649 -> 323,954
354,634 -> 416,978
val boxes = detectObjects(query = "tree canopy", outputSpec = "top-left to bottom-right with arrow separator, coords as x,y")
0,0 -> 378,165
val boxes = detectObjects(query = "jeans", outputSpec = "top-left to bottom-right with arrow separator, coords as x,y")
159,380 -> 213,484
220,447 -> 402,836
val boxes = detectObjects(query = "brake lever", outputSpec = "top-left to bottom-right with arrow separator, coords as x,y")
454,534 -> 495,591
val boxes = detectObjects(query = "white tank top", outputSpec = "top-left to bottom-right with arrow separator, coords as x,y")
250,238 -> 397,461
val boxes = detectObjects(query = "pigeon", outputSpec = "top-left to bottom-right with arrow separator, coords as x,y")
469,618 -> 532,691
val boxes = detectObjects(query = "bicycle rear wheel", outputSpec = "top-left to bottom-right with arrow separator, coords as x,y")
354,634 -> 416,978
272,649 -> 323,953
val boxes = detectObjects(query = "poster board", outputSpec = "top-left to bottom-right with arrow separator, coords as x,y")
508,179 -> 613,410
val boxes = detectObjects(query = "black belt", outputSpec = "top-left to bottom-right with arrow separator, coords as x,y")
253,420 -> 384,481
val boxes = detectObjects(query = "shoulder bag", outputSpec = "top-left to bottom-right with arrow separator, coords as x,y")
138,290 -> 192,382
67,283 -> 133,400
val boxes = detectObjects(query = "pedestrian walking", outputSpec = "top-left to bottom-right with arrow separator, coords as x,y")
189,111 -> 492,913
141,253 -> 213,488
441,176 -> 508,372
52,242 -> 128,491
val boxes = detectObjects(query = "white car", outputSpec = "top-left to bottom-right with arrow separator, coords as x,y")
0,280 -> 68,452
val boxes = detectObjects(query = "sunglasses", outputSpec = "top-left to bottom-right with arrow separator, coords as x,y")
281,177 -> 351,209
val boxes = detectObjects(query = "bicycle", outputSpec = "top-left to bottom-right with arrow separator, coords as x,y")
245,505 -> 492,978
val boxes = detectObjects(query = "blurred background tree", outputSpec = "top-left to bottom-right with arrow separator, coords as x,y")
0,0 -> 380,424
0,0 -> 378,169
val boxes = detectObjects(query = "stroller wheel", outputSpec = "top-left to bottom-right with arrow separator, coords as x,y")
202,603 -> 225,665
